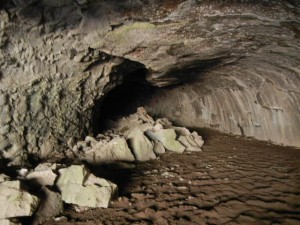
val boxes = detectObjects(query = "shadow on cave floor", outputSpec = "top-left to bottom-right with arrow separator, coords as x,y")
44,128 -> 300,225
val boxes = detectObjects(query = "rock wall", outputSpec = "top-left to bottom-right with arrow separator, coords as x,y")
0,0 -> 299,165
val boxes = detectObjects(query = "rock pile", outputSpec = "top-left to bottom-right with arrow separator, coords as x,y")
71,107 -> 204,164
0,164 -> 117,225
0,108 -> 204,224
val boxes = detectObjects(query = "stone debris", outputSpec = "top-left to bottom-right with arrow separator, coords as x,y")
77,137 -> 135,163
26,169 -> 57,186
56,165 -> 117,208
153,141 -> 166,155
146,129 -> 186,153
0,180 -> 40,219
0,108 -> 204,224
0,219 -> 21,225
70,107 -> 204,164
127,128 -> 156,161
32,186 -> 63,225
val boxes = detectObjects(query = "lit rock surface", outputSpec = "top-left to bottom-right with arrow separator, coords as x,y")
0,219 -> 21,225
77,137 -> 135,163
44,130 -> 300,225
0,180 -> 40,219
71,108 -> 204,162
146,129 -> 185,153
127,128 -> 156,161
26,169 -> 57,186
0,0 -> 299,166
56,165 -> 117,208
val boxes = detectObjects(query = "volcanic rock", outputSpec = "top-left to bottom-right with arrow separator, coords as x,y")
56,165 -> 117,208
127,127 -> 156,161
146,129 -> 185,153
0,180 -> 40,219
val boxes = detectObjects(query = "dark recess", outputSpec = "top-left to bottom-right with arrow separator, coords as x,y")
91,67 -> 155,135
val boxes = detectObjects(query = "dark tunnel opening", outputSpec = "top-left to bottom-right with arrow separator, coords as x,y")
91,67 -> 156,135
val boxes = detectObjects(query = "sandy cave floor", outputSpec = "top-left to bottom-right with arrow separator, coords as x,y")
44,129 -> 300,225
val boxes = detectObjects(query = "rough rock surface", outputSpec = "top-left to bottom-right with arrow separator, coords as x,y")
56,165 -> 117,208
43,130 -> 300,225
71,107 -> 204,163
0,180 -> 40,219
127,128 -> 156,161
76,136 -> 136,163
0,0 -> 299,165
32,186 -> 63,225
146,129 -> 186,153
26,169 -> 57,186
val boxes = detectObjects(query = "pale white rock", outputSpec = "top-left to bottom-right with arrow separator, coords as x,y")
79,137 -> 135,163
127,128 -> 156,161
84,174 -> 118,198
153,123 -> 163,131
191,131 -> 204,148
136,107 -> 155,124
56,165 -> 117,208
17,168 -> 28,177
0,219 -> 21,225
172,126 -> 191,136
153,141 -> 165,155
26,169 -> 57,186
146,129 -> 185,153
60,184 -> 113,208
32,186 -> 63,225
155,118 -> 173,127
85,136 -> 98,147
34,163 -> 62,171
56,165 -> 89,190
178,135 -> 202,152
0,181 -> 40,219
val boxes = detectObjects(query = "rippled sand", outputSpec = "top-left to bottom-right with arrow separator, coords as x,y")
44,129 -> 300,225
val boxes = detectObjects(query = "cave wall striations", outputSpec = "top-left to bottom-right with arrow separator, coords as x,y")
0,0 -> 300,164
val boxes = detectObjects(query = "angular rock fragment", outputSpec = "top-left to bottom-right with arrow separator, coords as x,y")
78,137 -> 135,163
153,141 -> 166,155
146,129 -> 185,153
191,131 -> 204,148
178,135 -> 202,152
26,169 -> 57,186
32,186 -> 63,225
56,165 -> 117,208
0,180 -> 40,219
0,219 -> 21,225
127,128 -> 156,161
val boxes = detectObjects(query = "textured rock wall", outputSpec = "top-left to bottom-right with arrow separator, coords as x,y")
0,0 -> 299,165
95,1 -> 300,147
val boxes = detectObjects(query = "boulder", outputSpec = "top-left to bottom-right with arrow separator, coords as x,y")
79,137 -> 135,163
0,180 -> 40,219
26,169 -> 57,186
172,126 -> 191,136
0,219 -> 21,225
191,131 -> 204,148
56,165 -> 89,189
32,186 -> 63,225
178,135 -> 202,152
146,129 -> 185,153
127,128 -> 156,161
56,165 -> 117,208
153,141 -> 165,155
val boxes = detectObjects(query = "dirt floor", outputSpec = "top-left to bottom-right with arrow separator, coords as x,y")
44,129 -> 300,225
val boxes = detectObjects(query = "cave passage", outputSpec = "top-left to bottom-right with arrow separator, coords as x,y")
92,68 -> 156,134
